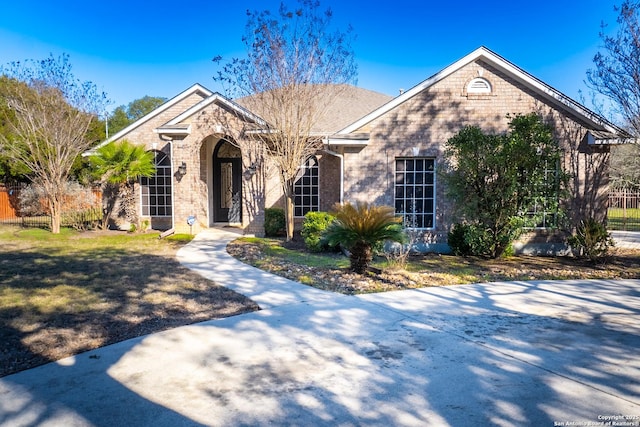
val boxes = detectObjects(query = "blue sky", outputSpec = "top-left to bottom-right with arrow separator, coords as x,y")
0,0 -> 620,113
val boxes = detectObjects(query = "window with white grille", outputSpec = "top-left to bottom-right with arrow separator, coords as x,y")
394,158 -> 435,229
293,156 -> 319,217
525,160 -> 560,228
140,151 -> 172,217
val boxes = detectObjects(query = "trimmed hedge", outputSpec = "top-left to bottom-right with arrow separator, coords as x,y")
301,211 -> 336,252
264,208 -> 286,237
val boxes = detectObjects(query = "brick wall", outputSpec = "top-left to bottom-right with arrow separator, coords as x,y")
339,59 -> 609,245
110,92 -> 272,236
108,61 -> 609,242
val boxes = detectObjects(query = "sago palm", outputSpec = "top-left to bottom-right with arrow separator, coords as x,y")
91,140 -> 156,229
323,202 -> 406,274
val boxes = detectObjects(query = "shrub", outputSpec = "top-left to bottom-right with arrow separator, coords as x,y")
383,227 -> 421,269
442,114 -> 567,258
264,208 -> 286,237
17,184 -> 49,216
323,202 -> 406,274
19,181 -> 101,230
568,218 -> 615,262
447,223 -> 494,257
301,211 -> 336,252
448,223 -> 473,256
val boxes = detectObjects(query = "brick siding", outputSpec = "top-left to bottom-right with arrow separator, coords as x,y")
109,59 -> 609,244
335,59 -> 609,245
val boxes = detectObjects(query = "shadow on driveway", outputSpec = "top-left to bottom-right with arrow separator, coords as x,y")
2,279 -> 639,426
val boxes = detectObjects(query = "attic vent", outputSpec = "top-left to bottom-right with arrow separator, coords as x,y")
467,77 -> 492,94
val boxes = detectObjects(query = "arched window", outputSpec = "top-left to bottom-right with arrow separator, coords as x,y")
140,150 -> 172,217
467,77 -> 492,94
293,156 -> 319,217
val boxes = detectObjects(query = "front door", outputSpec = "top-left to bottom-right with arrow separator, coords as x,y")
214,157 -> 242,223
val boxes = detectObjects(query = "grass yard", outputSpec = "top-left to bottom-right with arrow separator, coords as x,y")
0,226 -> 258,377
3,226 -> 639,377
608,208 -> 640,231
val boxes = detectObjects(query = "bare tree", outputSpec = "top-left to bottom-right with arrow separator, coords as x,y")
214,0 -> 357,240
0,54 -> 107,233
588,1 -> 640,134
587,1 -> 640,189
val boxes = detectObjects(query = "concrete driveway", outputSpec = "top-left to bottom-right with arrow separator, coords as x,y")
1,229 -> 639,426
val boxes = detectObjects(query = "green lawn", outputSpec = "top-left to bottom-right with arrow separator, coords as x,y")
608,208 -> 640,231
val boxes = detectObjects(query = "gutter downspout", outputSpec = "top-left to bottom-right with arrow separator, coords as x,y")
159,134 -> 175,231
323,139 -> 344,205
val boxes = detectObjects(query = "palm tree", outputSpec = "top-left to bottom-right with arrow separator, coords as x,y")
90,140 -> 156,230
323,202 -> 406,274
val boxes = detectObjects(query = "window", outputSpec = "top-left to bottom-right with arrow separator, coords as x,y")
395,158 -> 435,228
141,151 -> 172,217
467,77 -> 492,94
293,156 -> 319,217
525,160 -> 560,228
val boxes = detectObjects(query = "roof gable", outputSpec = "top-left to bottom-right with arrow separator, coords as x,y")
86,83 -> 213,154
336,46 -> 629,139
163,93 -> 267,129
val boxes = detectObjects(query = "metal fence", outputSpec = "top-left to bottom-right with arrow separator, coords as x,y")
0,183 -> 102,230
608,189 -> 640,231
3,183 -> 638,231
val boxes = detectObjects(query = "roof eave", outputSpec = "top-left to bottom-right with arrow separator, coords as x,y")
325,134 -> 370,147
587,131 -> 639,145
166,93 -> 268,128
84,83 -> 213,156
154,124 -> 192,136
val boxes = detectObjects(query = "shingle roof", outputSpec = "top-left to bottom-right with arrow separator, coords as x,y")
309,84 -> 393,134
236,84 -> 393,135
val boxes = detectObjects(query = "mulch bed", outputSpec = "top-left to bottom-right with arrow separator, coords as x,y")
226,238 -> 640,295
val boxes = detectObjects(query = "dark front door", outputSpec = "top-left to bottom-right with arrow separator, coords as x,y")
214,157 -> 242,223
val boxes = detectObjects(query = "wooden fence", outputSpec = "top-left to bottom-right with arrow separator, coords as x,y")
608,189 -> 640,231
0,184 -> 19,221
0,183 -> 102,229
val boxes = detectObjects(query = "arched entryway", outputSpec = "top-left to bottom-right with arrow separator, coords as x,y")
212,139 -> 242,224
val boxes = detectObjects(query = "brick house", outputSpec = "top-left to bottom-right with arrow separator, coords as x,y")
92,47 -> 632,252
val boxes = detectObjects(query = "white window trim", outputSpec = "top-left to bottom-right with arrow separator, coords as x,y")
394,157 -> 437,230
140,150 -> 173,218
524,160 -> 561,229
293,156 -> 320,218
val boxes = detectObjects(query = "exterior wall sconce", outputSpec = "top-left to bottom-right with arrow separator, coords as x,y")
412,146 -> 420,156
246,162 -> 258,176
178,162 -> 187,175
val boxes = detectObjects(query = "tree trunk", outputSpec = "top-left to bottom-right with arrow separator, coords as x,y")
282,178 -> 295,241
120,182 -> 139,231
101,183 -> 119,230
49,195 -> 62,234
284,194 -> 294,241
350,242 -> 373,274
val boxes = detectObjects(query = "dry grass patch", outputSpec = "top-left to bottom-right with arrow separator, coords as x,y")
0,226 -> 258,377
